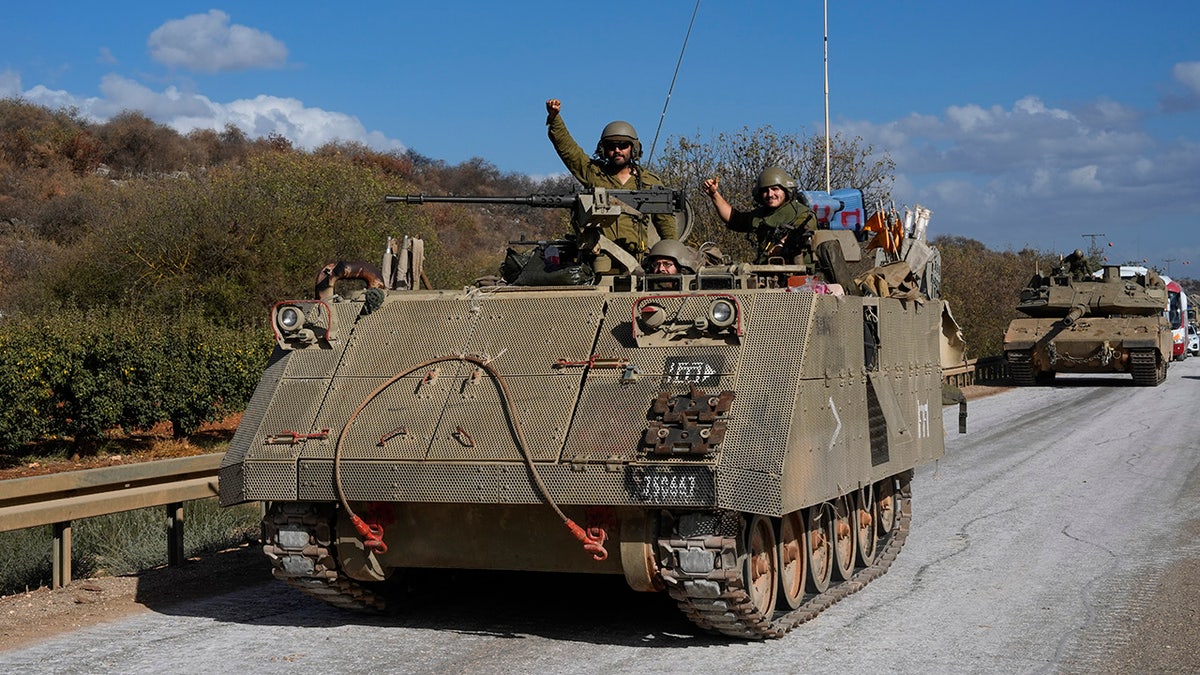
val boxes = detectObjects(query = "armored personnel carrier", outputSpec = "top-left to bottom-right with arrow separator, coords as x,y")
1003,254 -> 1171,386
219,187 -> 955,639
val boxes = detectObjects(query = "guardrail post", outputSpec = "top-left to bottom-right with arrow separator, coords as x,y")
52,521 -> 71,589
167,502 -> 185,566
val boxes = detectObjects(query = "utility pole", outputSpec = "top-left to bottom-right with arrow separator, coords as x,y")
1081,233 -> 1106,262
1163,258 -> 1174,275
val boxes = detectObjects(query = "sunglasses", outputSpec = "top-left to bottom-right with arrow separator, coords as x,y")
603,141 -> 633,151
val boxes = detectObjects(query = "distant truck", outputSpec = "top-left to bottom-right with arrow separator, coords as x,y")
1164,278 -> 1189,360
1003,260 -> 1172,386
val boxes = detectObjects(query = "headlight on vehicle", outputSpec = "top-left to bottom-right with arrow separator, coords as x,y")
638,303 -> 666,332
276,304 -> 305,334
708,299 -> 736,329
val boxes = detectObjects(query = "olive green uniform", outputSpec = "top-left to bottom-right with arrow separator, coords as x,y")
727,199 -> 816,264
547,115 -> 678,254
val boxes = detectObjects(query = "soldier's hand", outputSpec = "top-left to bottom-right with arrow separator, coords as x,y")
702,177 -> 720,197
545,99 -> 561,117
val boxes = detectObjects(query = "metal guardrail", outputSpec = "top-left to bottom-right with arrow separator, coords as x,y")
0,453 -> 223,589
943,355 -> 1009,388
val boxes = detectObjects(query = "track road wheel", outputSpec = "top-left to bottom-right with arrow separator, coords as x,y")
832,495 -> 857,581
895,472 -> 912,519
876,478 -> 897,538
805,504 -> 833,593
855,486 -> 878,567
776,511 -> 807,610
744,515 -> 778,616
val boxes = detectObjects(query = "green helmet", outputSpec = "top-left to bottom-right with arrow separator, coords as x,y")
644,239 -> 697,273
596,120 -> 642,160
753,166 -> 798,204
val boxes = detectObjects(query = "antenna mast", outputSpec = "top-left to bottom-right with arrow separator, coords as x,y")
823,0 -> 831,193
646,0 -> 701,166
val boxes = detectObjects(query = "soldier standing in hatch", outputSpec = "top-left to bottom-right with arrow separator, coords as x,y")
545,98 -> 677,256
702,166 -> 816,264
1061,249 -> 1095,281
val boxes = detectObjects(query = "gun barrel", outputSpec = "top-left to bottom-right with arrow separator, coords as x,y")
384,194 -> 577,208
1063,304 -> 1088,326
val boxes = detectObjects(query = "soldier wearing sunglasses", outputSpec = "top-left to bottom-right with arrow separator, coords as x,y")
545,98 -> 678,257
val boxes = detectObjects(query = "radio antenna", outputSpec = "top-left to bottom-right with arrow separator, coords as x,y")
823,0 -> 831,193
646,0 -> 701,166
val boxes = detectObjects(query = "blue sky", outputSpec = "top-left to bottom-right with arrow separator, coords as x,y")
3,2 -> 1199,276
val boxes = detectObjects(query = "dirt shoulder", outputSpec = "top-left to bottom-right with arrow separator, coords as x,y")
0,414 -> 259,652
0,542 -> 271,652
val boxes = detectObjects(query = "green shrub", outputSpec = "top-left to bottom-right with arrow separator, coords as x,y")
0,315 -> 59,447
0,309 -> 271,450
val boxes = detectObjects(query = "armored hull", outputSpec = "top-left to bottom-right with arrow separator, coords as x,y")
220,258 -> 947,637
1003,264 -> 1171,386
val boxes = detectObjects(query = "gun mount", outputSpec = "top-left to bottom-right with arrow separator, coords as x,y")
386,187 -> 694,277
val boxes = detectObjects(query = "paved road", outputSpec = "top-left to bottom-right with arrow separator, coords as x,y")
4,359 -> 1199,674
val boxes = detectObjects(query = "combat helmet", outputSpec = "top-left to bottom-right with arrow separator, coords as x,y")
644,238 -> 698,273
753,166 -> 798,205
596,120 -> 642,161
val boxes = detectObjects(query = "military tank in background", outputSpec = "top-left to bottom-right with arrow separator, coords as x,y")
1003,252 -> 1171,386
219,186 -> 960,639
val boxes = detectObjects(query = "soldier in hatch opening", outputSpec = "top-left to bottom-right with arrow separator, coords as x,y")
545,98 -> 678,256
643,239 -> 699,275
1061,249 -> 1095,281
701,166 -> 817,264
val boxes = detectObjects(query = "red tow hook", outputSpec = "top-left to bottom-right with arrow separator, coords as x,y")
565,519 -> 609,561
349,514 -> 388,554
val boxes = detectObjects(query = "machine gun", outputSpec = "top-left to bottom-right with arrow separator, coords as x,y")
384,186 -> 689,222
385,187 -> 693,276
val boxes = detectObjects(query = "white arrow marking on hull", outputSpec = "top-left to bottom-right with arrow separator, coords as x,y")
828,396 -> 842,452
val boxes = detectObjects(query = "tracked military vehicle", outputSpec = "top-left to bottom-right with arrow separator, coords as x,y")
1003,255 -> 1171,386
219,186 -> 956,639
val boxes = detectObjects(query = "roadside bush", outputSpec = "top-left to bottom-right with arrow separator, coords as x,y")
0,309 -> 271,450
0,313 -> 72,447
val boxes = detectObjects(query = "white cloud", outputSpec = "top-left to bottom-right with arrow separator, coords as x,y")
1065,165 -> 1102,192
840,85 -> 1200,259
148,10 -> 287,73
15,76 -> 405,154
1161,61 -> 1200,113
944,103 -> 995,133
865,95 -> 1154,181
0,69 -> 21,98
1012,96 -> 1073,121
97,74 -> 213,119
21,84 -> 96,114
1172,62 -> 1200,95
217,95 -> 405,152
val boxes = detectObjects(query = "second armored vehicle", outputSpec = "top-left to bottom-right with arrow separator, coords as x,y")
1003,254 -> 1171,386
